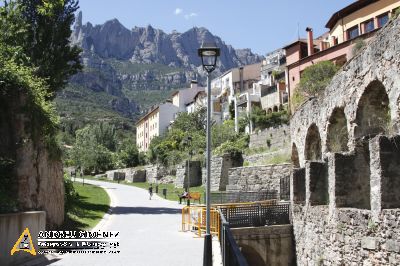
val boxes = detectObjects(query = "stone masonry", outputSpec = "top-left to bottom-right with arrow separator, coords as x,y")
174,161 -> 202,188
145,165 -> 168,183
249,124 -> 290,150
290,18 -> 400,265
105,167 -> 146,182
208,154 -> 243,191
226,164 -> 291,197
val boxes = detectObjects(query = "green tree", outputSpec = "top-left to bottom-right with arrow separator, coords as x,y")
117,139 -> 142,168
1,0 -> 82,94
298,61 -> 339,96
93,123 -> 117,152
71,125 -> 114,173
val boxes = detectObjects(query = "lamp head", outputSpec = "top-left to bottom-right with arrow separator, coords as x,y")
198,42 -> 220,73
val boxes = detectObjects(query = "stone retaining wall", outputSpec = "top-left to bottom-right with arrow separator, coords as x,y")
145,165 -> 168,183
249,124 -> 290,150
209,154 -> 243,191
243,149 -> 290,166
174,161 -> 202,188
226,164 -> 291,194
293,207 -> 400,265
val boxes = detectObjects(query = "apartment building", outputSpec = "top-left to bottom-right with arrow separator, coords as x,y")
257,48 -> 288,112
284,0 -> 400,108
136,102 -> 179,152
171,81 -> 204,112
136,81 -> 205,152
212,63 -> 261,121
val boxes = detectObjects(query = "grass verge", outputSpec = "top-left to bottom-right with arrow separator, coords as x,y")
83,175 -> 205,204
61,182 -> 110,231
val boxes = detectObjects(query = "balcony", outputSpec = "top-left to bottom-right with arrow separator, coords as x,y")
237,92 -> 260,108
261,89 -> 288,111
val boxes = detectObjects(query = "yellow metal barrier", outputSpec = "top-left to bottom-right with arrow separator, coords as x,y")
181,200 -> 278,238
181,206 -> 220,238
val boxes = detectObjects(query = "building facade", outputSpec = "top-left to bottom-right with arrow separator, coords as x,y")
285,0 -> 400,109
136,102 -> 179,152
136,81 -> 205,152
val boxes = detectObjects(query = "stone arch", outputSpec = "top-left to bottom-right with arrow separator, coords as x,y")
240,244 -> 265,266
354,80 -> 390,138
291,143 -> 300,168
326,107 -> 349,153
273,106 -> 278,112
267,108 -> 272,114
304,123 -> 322,161
279,104 -> 284,111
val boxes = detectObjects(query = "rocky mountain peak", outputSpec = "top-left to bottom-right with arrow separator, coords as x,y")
71,13 -> 263,71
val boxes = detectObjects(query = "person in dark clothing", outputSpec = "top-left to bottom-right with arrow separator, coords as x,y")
179,191 -> 189,204
149,184 -> 153,200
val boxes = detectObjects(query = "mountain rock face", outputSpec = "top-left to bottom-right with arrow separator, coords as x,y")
71,12 -> 262,71
64,12 -> 262,122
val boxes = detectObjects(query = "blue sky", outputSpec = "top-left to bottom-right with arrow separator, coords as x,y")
78,0 -> 355,55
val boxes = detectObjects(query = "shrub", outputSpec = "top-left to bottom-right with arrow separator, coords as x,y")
298,61 -> 339,96
64,174 -> 78,214
250,106 -> 289,130
352,39 -> 366,56
292,88 -> 306,111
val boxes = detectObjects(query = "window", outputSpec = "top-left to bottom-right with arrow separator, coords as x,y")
347,26 -> 359,40
363,19 -> 374,33
378,13 -> 389,27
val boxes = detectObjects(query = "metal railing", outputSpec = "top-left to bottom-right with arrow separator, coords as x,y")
219,202 -> 290,228
219,210 -> 249,266
208,190 -> 277,205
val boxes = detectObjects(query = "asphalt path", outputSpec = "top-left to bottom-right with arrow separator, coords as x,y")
49,179 -> 204,266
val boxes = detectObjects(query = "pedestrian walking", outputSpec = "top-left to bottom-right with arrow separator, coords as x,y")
149,184 -> 153,200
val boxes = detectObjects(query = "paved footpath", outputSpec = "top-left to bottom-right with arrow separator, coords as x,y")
49,179 -> 203,266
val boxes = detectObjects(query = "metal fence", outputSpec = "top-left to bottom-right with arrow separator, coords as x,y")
219,203 -> 290,228
219,210 -> 249,266
209,190 -> 277,204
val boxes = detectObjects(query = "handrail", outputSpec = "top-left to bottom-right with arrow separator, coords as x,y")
219,208 -> 249,266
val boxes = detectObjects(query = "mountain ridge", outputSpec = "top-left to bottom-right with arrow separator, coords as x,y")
71,11 -> 263,72
57,12 -> 263,134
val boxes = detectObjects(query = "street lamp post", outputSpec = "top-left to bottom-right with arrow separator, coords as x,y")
183,136 -> 193,206
198,42 -> 220,266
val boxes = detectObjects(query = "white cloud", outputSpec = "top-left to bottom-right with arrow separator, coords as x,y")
174,8 -> 183,15
184,12 -> 198,19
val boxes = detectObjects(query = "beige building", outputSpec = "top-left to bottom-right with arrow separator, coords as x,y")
171,81 -> 204,112
212,63 -> 261,122
136,102 -> 179,152
136,81 -> 205,152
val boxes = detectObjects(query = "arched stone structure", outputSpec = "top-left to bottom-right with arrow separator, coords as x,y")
273,106 -> 278,112
289,16 -> 400,266
267,108 -> 272,113
326,107 -> 349,152
304,124 -> 322,161
354,80 -> 390,139
291,143 -> 300,168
